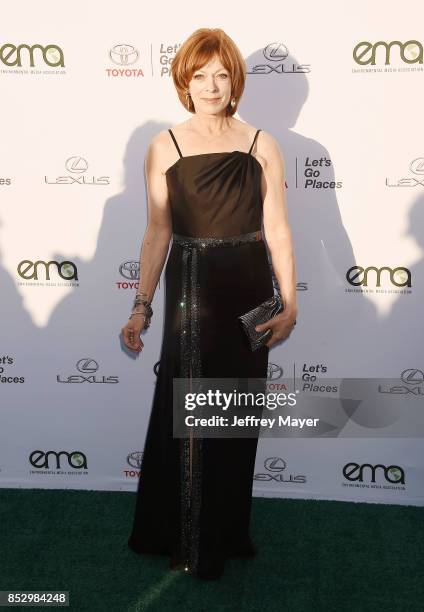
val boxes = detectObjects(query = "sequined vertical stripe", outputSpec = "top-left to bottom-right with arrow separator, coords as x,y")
179,244 -> 203,574
188,245 -> 203,573
179,245 -> 191,568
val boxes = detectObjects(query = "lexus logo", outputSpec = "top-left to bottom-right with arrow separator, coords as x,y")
254,456 -> 306,483
76,358 -> 99,373
264,457 -> 286,471
410,158 -> 424,175
400,369 -> 424,384
65,157 -> 89,173
263,42 -> 289,62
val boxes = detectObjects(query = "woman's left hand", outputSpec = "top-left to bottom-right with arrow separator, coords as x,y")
255,309 -> 297,349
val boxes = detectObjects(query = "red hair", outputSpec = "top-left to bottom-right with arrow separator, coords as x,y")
170,28 -> 246,116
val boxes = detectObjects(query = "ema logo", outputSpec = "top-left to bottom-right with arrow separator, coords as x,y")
29,450 -> 87,470
0,43 -> 64,67
353,40 -> 422,66
343,462 -> 405,484
17,259 -> 78,281
346,265 -> 411,287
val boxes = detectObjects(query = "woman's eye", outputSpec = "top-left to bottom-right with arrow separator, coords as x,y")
193,74 -> 228,79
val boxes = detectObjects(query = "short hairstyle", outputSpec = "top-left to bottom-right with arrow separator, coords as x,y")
170,28 -> 246,116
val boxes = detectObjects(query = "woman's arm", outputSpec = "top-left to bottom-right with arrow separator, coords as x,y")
132,133 -> 173,306
258,131 -> 297,344
123,133 -> 173,352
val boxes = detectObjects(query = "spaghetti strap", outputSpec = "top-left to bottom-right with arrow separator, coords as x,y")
168,129 -> 183,158
248,129 -> 261,154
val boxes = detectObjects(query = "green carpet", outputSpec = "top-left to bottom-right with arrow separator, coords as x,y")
1,489 -> 423,611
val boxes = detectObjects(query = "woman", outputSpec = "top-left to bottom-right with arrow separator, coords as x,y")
122,28 -> 297,580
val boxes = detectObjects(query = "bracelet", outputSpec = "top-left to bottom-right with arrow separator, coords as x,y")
128,311 -> 151,330
133,293 -> 153,317
133,295 -> 152,310
137,301 -> 153,318
128,311 -> 146,321
130,293 -> 153,329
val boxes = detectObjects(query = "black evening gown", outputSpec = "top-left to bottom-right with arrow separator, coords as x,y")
127,128 -> 274,579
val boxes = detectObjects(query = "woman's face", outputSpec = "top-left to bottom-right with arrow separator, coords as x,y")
188,55 -> 232,115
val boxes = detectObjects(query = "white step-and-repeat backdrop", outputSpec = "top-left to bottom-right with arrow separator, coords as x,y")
1,2 -> 423,506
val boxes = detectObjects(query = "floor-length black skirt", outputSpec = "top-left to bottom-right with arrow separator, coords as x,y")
128,234 -> 274,579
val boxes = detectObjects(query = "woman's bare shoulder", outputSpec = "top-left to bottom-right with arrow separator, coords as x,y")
144,129 -> 179,175
149,123 -> 189,158
150,128 -> 173,150
255,129 -> 285,176
256,128 -> 279,149
255,129 -> 283,156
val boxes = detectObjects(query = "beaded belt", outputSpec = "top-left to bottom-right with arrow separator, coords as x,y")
173,229 -> 262,574
173,229 -> 262,248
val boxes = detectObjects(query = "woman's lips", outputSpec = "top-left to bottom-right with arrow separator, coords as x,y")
202,98 -> 221,104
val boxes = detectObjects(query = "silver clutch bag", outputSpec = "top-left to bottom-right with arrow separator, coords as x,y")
238,294 -> 284,351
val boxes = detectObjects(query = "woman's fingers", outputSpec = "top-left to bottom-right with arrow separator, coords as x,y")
256,315 -> 296,348
255,317 -> 276,335
122,324 -> 144,353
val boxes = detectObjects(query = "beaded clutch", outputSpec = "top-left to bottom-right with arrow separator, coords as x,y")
238,294 -> 284,351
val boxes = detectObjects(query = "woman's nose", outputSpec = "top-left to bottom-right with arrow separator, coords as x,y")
205,78 -> 218,90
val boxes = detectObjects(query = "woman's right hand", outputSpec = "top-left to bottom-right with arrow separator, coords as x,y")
121,315 -> 145,353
